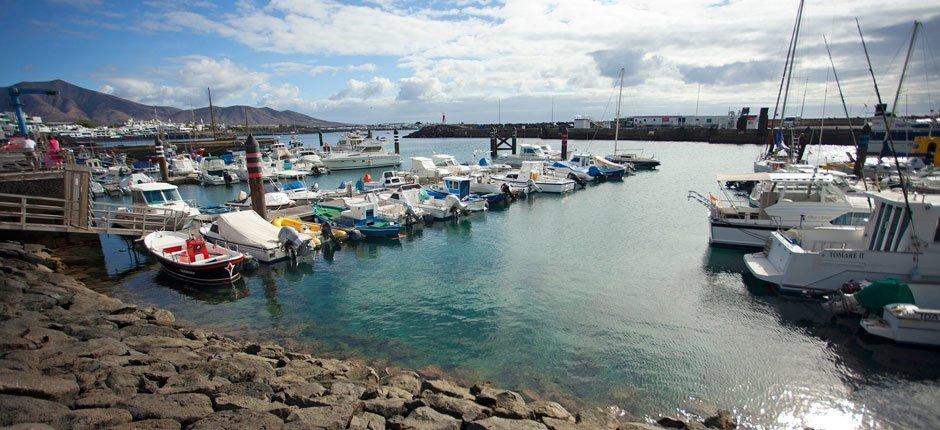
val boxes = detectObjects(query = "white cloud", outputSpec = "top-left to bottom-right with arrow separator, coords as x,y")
121,0 -> 940,122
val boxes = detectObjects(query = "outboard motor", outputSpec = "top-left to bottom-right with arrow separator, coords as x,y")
278,226 -> 312,258
223,170 -> 234,185
567,172 -> 587,188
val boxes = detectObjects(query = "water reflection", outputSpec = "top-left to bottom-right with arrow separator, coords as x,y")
153,271 -> 250,303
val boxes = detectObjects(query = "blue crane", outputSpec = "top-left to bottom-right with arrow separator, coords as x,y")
6,86 -> 58,138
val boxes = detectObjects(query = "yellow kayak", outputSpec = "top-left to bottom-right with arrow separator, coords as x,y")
272,217 -> 348,242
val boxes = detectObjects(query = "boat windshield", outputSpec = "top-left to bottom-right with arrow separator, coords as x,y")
142,189 -> 183,204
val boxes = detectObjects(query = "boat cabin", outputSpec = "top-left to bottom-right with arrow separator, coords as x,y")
520,144 -> 548,159
410,157 -> 446,179
130,182 -> 185,206
865,192 -> 940,253
443,176 -> 472,198
200,157 -> 227,175
382,171 -> 406,187
341,200 -> 378,221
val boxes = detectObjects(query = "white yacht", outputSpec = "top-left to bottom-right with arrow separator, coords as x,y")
123,182 -> 200,230
688,172 -> 872,248
744,191 -> 940,293
432,154 -> 472,176
169,155 -> 199,177
409,157 -> 449,181
320,133 -> 401,171
497,144 -> 558,167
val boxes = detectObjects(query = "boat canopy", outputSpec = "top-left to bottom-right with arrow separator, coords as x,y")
216,210 -> 281,249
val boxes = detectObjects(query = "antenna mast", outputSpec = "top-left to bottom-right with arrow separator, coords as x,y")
614,67 -> 624,154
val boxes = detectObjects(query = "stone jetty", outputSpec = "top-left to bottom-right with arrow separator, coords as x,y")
0,241 -> 737,430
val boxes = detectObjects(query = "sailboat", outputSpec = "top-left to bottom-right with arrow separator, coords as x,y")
754,0 -> 805,173
603,67 -> 655,171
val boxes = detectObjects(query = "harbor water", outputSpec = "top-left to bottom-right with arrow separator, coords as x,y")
94,132 -> 940,429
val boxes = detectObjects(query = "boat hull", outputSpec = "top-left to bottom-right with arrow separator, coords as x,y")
861,306 -> 940,346
709,221 -> 778,248
153,254 -> 243,284
322,155 -> 402,171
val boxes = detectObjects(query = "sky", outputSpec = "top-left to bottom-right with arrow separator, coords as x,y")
3,0 -> 939,124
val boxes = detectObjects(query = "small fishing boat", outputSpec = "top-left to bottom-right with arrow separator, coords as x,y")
278,180 -> 321,205
126,182 -> 201,225
432,154 -> 472,176
144,231 -> 245,284
498,144 -> 558,167
201,210 -> 315,263
382,188 -> 465,221
272,217 -> 348,242
200,156 -> 238,186
520,161 -> 576,193
226,190 -> 296,210
315,202 -> 401,239
425,176 -> 489,211
169,155 -> 199,176
119,173 -> 154,194
605,153 -> 659,170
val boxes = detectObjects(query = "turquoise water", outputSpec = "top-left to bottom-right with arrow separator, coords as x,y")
98,133 -> 940,429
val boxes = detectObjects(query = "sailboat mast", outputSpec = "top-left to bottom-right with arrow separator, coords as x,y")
614,67 -> 624,153
207,87 -> 217,140
824,34 -> 871,206
857,19 -> 919,249
767,0 -> 804,156
892,21 -> 921,115
777,0 -> 804,161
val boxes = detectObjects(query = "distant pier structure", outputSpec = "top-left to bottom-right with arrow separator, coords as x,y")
489,127 -> 517,158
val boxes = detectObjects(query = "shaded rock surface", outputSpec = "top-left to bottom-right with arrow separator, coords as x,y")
0,241 -> 731,429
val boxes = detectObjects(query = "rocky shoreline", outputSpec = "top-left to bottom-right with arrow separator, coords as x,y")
0,241 -> 737,430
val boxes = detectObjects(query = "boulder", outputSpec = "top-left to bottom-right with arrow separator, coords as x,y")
284,405 -> 358,429
347,411 -> 385,430
105,418 -> 181,430
159,371 -> 228,395
657,417 -> 687,429
421,379 -> 473,400
382,371 -> 422,395
0,370 -> 79,400
421,392 -> 491,421
216,381 -> 274,400
189,410 -> 284,430
703,410 -> 737,430
74,389 -> 123,408
119,393 -> 214,425
528,402 -> 573,423
362,397 -> 408,418
387,406 -> 461,430
278,382 -> 329,407
59,408 -> 133,429
0,394 -> 70,426
213,394 -> 286,413
466,416 -> 549,430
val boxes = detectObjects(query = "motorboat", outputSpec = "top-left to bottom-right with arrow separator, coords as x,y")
492,171 -> 539,194
144,231 -> 245,284
688,172 -> 872,249
556,153 -> 627,180
200,156 -> 237,186
234,152 -> 277,181
90,181 -> 106,197
606,153 -> 659,170
273,159 -> 308,179
467,172 -> 513,204
425,176 -> 488,212
201,210 -> 315,263
497,144 -> 557,167
319,135 -> 401,171
226,189 -> 296,210
362,171 -> 412,191
83,158 -> 108,175
345,192 -> 425,225
277,180 -> 320,205
382,188 -> 465,221
743,190 -> 939,293
409,156 -> 449,181
536,143 -> 561,159
519,161 -> 576,193
119,173 -> 154,194
432,154 -> 472,176
128,182 -> 200,218
272,216 -> 348,242
314,201 -> 402,239
292,149 -> 328,175
169,155 -> 199,177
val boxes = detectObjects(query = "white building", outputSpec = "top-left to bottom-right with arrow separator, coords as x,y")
626,113 -> 736,129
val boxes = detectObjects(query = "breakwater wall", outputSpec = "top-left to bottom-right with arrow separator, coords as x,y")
406,125 -> 858,146
0,241 -> 740,429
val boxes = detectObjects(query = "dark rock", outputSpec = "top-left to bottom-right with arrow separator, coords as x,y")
119,323 -> 184,339
703,410 -> 736,429
387,406 -> 460,430
657,417 -> 688,429
348,411 -> 385,430
421,379 -> 473,400
59,407 -> 133,429
119,393 -> 214,425
0,370 -> 79,400
328,381 -> 369,399
122,336 -> 202,353
421,392 -> 491,421
466,416 -> 548,430
189,410 -> 284,430
106,418 -> 182,430
213,394 -> 286,412
280,382 -> 329,407
159,371 -> 228,395
0,394 -> 70,426
574,408 -> 619,429
285,405 -> 358,429
362,397 -> 408,418
529,402 -> 573,423
74,389 -> 123,408
382,371 -> 422,395
216,381 -> 274,400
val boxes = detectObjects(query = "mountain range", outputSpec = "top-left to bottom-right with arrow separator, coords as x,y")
0,80 -> 344,127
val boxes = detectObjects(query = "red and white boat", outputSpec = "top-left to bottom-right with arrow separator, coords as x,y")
144,231 -> 245,284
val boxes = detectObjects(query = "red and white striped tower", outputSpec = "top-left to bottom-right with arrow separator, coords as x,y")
244,134 -> 267,219
154,135 -> 169,181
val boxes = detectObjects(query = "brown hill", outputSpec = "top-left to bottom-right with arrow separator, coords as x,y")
1,80 -> 344,127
